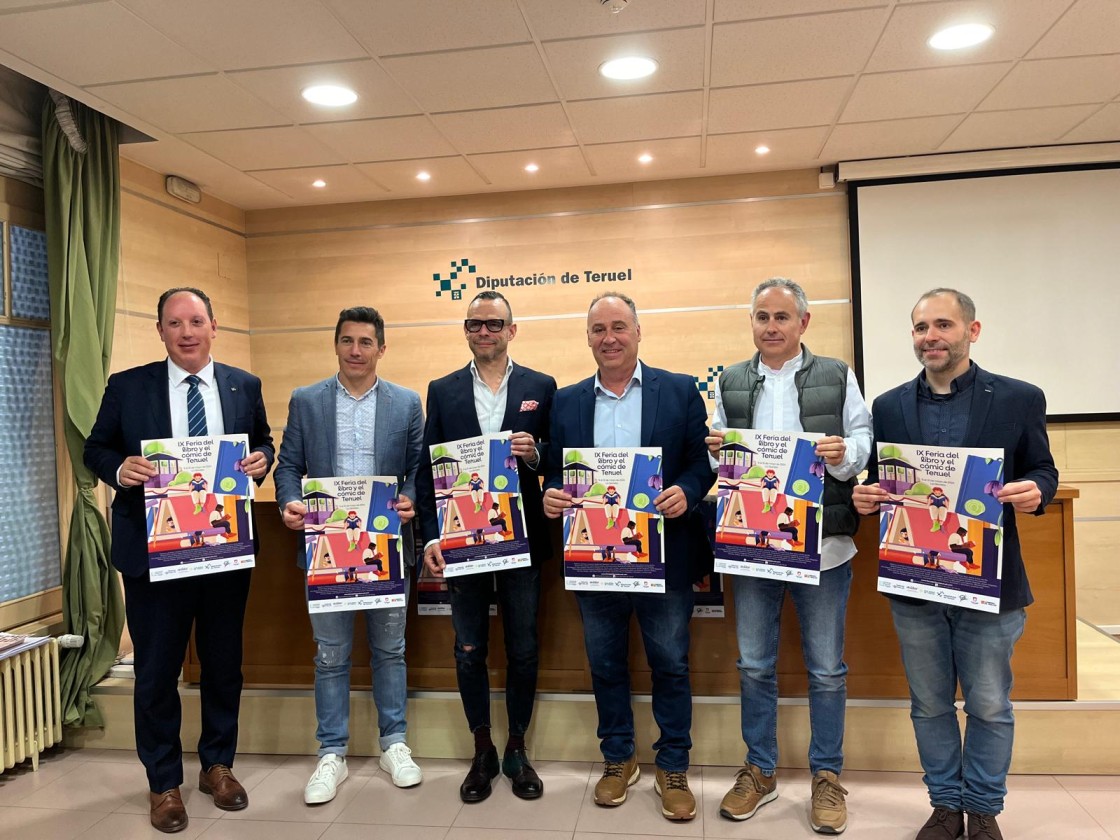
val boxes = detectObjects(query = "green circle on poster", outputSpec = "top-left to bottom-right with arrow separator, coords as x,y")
373,515 -> 389,530
219,477 -> 236,491
493,475 -> 508,490
632,493 -> 650,508
792,479 -> 810,495
964,499 -> 986,516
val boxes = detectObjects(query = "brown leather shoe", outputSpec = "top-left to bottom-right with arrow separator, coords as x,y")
199,764 -> 248,811
149,788 -> 188,833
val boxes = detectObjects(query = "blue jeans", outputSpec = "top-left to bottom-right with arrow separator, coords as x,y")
308,591 -> 409,757
449,565 -> 541,737
575,589 -> 695,772
733,564 -> 852,775
889,600 -> 1026,816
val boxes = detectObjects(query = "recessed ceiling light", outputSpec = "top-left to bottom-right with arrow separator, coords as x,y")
755,145 -> 770,155
599,56 -> 658,80
301,84 -> 358,107
928,23 -> 993,50
311,179 -> 327,188
638,153 -> 653,164
416,171 -> 431,182
524,163 -> 539,173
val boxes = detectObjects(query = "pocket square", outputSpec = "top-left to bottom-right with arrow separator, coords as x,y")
519,400 -> 539,412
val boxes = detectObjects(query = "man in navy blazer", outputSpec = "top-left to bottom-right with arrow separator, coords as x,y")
416,291 -> 557,803
274,306 -> 425,806
543,293 -> 715,822
85,288 -> 274,833
854,288 -> 1058,840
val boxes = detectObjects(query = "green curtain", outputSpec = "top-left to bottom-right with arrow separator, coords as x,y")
42,94 -> 124,727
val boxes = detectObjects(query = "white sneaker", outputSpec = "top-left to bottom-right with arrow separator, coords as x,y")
379,742 -> 423,787
304,754 -> 348,804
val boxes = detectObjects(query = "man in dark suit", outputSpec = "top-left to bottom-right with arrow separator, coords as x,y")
85,287 -> 274,833
416,291 -> 557,803
854,288 -> 1058,840
543,293 -> 715,822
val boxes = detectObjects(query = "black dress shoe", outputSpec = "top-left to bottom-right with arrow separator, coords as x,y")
460,746 -> 500,803
503,748 -> 544,800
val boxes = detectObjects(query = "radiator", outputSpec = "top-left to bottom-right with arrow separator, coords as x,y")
0,638 -> 62,771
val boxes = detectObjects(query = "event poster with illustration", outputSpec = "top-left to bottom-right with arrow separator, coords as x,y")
713,430 -> 825,584
431,434 -> 530,577
302,476 -> 406,613
142,434 -> 254,581
561,447 -> 665,593
875,442 -> 1005,612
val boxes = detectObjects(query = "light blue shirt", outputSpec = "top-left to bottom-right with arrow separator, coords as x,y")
335,375 -> 378,477
470,357 -> 512,435
593,362 -> 643,448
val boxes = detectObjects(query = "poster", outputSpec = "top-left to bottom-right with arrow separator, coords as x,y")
875,442 -> 1005,612
142,434 -> 254,581
303,476 -> 407,612
561,447 -> 665,593
416,563 -> 498,616
431,434 -> 530,577
713,430 -> 825,584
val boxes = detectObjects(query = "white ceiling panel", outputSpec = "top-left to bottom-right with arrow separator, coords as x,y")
544,26 -> 705,101
584,137 -> 702,179
468,146 -> 593,190
382,44 -> 558,113
1061,103 -> 1120,143
228,61 -> 420,123
355,156 -> 487,195
183,126 -> 346,170
89,74 -> 290,134
324,0 -> 531,56
0,2 -> 211,85
709,77 -> 852,134
866,0 -> 1072,72
841,63 -> 1011,123
1029,0 -> 1120,59
519,0 -> 705,41
711,9 -> 888,87
939,104 -> 1101,151
716,0 -> 889,21
249,164 -> 387,204
820,114 -> 964,161
978,56 -> 1120,111
431,104 -> 577,154
304,115 -> 457,162
117,0 -> 366,71
706,126 -> 829,172
566,91 -> 703,144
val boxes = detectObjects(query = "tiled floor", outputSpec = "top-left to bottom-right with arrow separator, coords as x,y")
1,749 -> 1117,839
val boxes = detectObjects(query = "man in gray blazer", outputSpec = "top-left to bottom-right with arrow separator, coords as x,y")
274,306 -> 425,805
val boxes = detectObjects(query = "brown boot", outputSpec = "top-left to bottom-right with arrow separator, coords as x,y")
593,755 -> 639,806
719,764 -> 778,821
199,764 -> 248,810
654,768 -> 696,821
810,770 -> 848,834
149,788 -> 187,833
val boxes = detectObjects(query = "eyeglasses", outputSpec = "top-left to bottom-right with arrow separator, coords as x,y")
464,318 -> 507,333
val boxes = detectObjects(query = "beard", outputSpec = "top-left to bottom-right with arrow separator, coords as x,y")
914,339 -> 968,373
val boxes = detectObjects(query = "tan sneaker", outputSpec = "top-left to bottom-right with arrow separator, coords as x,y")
654,768 -> 696,821
810,770 -> 849,834
593,755 -> 640,806
719,764 -> 778,821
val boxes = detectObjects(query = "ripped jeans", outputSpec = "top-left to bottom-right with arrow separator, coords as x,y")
308,593 -> 408,756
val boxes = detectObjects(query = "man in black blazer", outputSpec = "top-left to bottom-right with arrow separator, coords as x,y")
854,288 -> 1057,840
85,288 -> 274,833
542,293 -> 715,822
416,290 -> 557,803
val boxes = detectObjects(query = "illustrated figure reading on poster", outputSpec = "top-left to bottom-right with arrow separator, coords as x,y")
602,484 -> 621,528
947,527 -> 977,570
775,507 -> 800,546
927,486 -> 950,531
343,510 -> 362,551
189,472 -> 208,514
209,503 -> 232,535
759,469 -> 780,513
620,524 -> 645,558
488,502 -> 509,536
469,472 -> 485,512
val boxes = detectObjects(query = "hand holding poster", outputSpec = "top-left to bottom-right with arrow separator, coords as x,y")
713,429 -> 825,584
431,434 -> 531,576
875,442 -> 1005,612
142,434 -> 255,581
303,476 -> 406,612
561,447 -> 665,593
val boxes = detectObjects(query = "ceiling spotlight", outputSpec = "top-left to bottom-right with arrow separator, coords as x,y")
524,163 -> 539,173
928,23 -> 993,50
599,0 -> 630,13
311,179 -> 327,188
638,153 -> 653,164
755,145 -> 770,155
599,56 -> 658,80
416,171 -> 431,181
301,84 -> 358,106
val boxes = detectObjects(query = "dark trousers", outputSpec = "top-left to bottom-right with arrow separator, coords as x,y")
123,567 -> 252,792
449,564 -> 541,738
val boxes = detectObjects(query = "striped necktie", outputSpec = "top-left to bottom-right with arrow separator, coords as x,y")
186,374 -> 208,437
